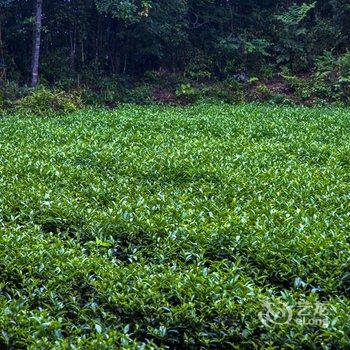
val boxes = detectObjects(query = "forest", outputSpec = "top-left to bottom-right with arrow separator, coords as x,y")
1,1 -> 350,349
0,0 -> 350,107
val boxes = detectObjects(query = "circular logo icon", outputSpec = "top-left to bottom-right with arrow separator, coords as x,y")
258,301 -> 293,326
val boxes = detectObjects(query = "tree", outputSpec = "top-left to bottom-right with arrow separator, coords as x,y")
31,0 -> 43,87
0,0 -> 349,84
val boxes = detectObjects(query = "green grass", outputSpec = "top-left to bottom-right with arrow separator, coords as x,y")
1,103 -> 350,349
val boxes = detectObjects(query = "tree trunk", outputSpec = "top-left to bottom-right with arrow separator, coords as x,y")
0,18 -> 5,83
70,26 -> 77,73
95,14 -> 102,64
31,0 -> 43,88
0,19 -> 4,63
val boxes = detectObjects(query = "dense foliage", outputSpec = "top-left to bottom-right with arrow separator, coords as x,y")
1,104 -> 350,348
0,0 -> 350,100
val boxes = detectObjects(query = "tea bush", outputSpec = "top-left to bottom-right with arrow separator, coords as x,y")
1,104 -> 350,348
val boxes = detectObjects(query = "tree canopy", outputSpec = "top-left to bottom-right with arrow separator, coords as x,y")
0,0 -> 349,84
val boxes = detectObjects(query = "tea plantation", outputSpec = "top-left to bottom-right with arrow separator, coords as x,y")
1,104 -> 350,349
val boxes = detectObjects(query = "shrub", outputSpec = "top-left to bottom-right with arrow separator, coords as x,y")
269,93 -> 292,105
315,51 -> 337,80
143,70 -> 159,84
256,84 -> 272,99
0,81 -> 30,109
0,90 -> 4,109
337,51 -> 350,77
314,51 -> 350,103
184,53 -> 213,82
248,77 -> 259,85
201,84 -> 232,103
281,74 -> 314,101
201,82 -> 247,103
176,83 -> 201,104
16,88 -> 82,116
80,76 -> 132,107
152,87 -> 176,104
124,85 -> 154,105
